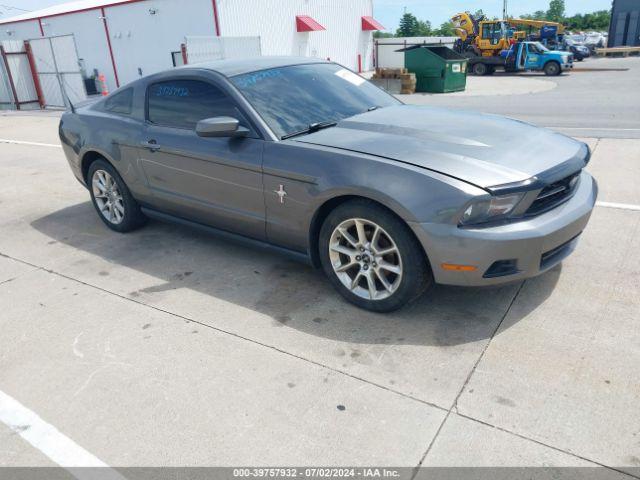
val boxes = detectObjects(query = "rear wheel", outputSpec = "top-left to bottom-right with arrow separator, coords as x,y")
319,200 -> 432,312
472,62 -> 489,76
88,159 -> 146,233
544,61 -> 561,76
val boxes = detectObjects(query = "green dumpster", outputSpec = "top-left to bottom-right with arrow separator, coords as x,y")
400,45 -> 468,93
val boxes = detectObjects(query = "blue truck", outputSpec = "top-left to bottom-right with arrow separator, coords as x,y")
467,41 -> 574,76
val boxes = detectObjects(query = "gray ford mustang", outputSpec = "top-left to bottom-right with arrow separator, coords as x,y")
59,57 -> 597,312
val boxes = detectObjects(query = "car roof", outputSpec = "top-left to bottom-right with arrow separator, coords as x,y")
180,56 -> 328,77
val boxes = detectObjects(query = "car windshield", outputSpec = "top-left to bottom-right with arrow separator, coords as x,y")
231,63 -> 401,139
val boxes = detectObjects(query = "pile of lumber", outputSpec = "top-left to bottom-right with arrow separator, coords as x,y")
372,68 -> 416,94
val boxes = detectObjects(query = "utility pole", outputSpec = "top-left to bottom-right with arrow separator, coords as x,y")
503,0 -> 508,19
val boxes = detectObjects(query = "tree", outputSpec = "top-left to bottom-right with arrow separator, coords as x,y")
565,10 -> 610,31
396,12 -> 420,37
520,6 -> 611,31
521,10 -> 547,20
396,12 -> 433,37
547,0 -> 566,22
373,31 -> 395,39
433,21 -> 456,36
416,19 -> 433,36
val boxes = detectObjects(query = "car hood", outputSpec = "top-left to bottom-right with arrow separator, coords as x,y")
293,105 -> 588,190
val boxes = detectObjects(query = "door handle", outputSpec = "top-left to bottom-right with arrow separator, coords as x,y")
141,140 -> 161,152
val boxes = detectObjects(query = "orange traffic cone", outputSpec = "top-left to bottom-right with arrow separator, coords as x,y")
98,74 -> 109,96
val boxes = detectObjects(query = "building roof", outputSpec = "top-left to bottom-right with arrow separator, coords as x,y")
184,56 -> 327,77
0,0 -> 140,25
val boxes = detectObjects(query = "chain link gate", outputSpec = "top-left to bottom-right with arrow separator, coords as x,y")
0,40 -> 41,110
28,34 -> 87,109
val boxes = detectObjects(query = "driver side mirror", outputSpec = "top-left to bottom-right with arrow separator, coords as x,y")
196,116 -> 249,138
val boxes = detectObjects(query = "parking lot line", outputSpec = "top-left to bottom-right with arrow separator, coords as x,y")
596,201 -> 640,212
0,390 -> 125,479
0,139 -> 61,148
544,127 -> 640,132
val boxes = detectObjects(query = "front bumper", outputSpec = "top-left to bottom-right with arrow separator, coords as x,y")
409,171 -> 598,286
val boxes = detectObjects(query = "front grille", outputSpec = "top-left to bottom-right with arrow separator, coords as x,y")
526,171 -> 581,216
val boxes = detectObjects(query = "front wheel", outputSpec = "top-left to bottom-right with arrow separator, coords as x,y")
544,61 -> 561,76
319,200 -> 433,312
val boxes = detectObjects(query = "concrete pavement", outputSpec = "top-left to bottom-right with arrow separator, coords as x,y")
403,56 -> 640,139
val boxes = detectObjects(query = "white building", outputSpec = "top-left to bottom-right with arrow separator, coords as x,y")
0,0 -> 384,92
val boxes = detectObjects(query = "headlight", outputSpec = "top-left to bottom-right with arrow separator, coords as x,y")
459,193 -> 524,226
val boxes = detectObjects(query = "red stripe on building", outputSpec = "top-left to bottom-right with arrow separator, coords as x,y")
101,7 -> 120,88
212,0 -> 221,36
24,41 -> 45,107
181,43 -> 188,64
37,18 -> 44,36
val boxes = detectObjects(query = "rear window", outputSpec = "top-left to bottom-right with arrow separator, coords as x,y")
147,80 -> 247,130
104,88 -> 133,115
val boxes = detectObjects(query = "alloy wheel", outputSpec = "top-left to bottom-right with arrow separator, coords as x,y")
328,218 -> 403,301
92,169 -> 125,225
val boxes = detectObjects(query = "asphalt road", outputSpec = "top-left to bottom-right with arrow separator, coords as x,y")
403,56 -> 640,139
0,60 -> 639,478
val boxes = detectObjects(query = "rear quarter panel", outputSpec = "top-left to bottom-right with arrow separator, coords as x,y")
59,107 -> 149,201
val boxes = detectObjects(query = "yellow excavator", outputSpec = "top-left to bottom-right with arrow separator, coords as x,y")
452,12 -> 565,57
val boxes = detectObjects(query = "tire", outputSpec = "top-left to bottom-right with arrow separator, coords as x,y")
544,61 -> 561,76
87,158 -> 147,233
319,199 -> 433,312
472,62 -> 488,76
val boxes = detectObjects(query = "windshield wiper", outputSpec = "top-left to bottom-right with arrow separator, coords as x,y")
281,121 -> 338,140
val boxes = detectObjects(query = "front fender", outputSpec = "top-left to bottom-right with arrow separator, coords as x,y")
263,141 -> 485,254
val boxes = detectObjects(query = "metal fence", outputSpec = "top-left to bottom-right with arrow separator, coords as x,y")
0,35 -> 87,110
28,35 -> 87,108
0,40 -> 40,110
183,36 -> 262,64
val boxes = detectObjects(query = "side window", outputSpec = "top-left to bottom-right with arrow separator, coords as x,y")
104,88 -> 133,115
147,79 -> 248,130
482,24 -> 491,40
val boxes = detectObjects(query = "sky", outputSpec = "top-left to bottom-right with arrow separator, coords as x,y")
0,0 -> 614,29
373,0 -> 613,31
